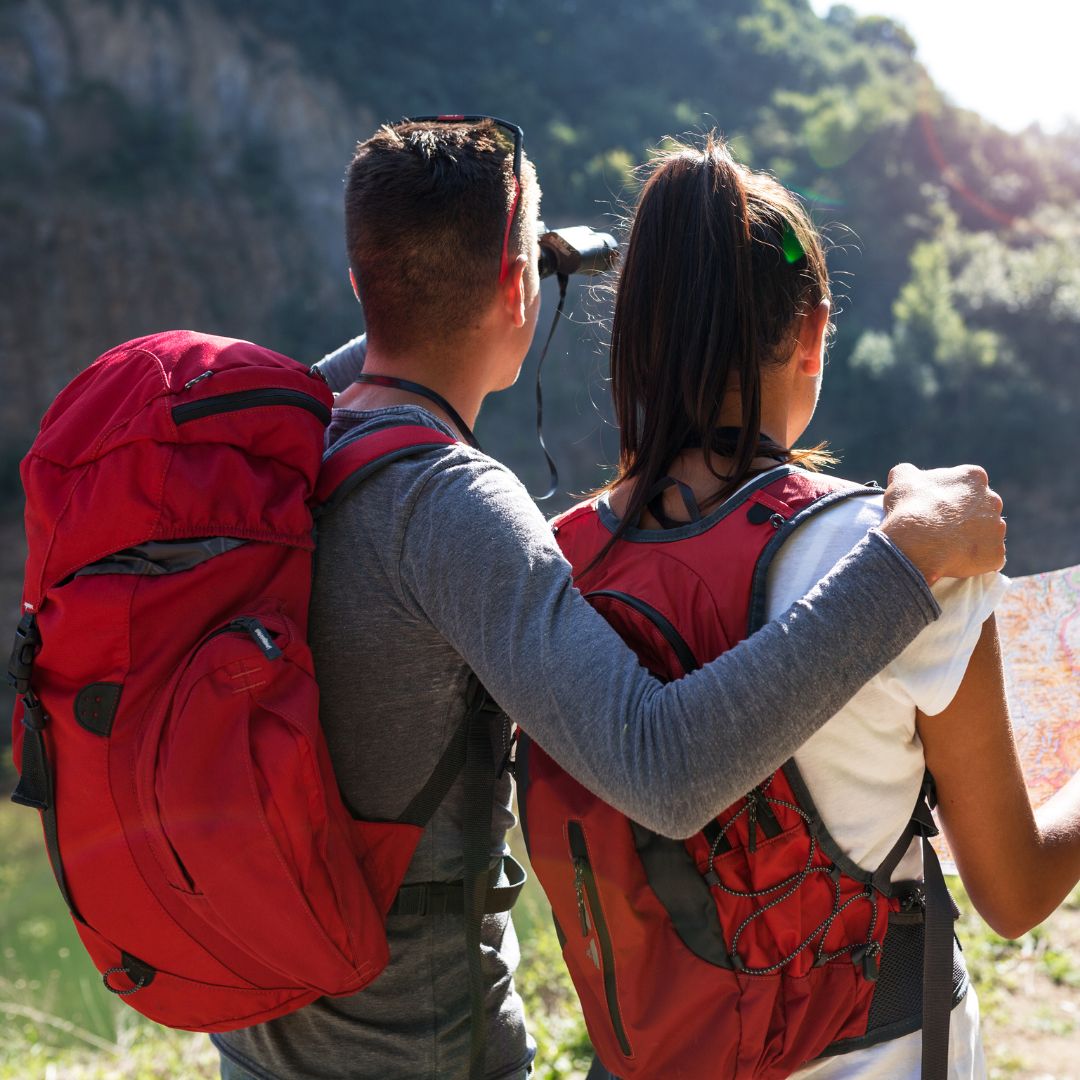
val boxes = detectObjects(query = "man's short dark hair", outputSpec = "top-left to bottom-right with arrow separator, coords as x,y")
344,120 -> 540,351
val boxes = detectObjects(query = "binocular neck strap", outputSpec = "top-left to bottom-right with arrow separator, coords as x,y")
353,374 -> 481,450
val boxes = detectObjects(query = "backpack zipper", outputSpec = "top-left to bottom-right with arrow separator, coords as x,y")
585,590 -> 699,675
171,388 -> 331,426
568,820 -> 632,1057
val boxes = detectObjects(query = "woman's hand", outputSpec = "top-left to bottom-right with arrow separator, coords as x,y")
880,463 -> 1006,583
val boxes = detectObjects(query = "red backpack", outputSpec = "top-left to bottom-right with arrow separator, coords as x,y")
7,330 -> 505,1032
517,469 -> 963,1079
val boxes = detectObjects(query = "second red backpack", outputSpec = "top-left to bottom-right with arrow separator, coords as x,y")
517,469 -> 964,1079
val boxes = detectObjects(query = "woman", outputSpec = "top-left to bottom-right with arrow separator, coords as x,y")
529,135 -> 1080,1078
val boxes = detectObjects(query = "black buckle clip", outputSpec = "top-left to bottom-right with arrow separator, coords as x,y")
8,613 -> 41,694
21,690 -> 46,732
910,797 -> 939,839
851,941 -> 882,981
496,727 -> 520,780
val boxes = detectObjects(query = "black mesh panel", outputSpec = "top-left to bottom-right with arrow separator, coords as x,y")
818,915 -> 969,1059
866,918 -> 925,1031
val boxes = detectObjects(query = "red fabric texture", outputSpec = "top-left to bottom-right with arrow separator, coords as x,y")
11,331 -> 429,1031
522,473 -> 898,1078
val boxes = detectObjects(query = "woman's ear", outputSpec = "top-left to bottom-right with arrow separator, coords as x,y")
798,299 -> 831,377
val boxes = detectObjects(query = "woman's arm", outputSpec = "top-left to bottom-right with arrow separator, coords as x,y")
918,615 -> 1080,938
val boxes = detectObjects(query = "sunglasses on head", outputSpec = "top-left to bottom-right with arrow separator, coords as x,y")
402,114 -> 524,282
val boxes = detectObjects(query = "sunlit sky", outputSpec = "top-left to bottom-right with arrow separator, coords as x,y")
809,0 -> 1080,133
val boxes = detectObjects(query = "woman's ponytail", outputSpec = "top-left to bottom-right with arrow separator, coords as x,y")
585,133 -> 832,579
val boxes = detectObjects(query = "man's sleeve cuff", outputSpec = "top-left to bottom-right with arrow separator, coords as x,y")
866,527 -> 942,625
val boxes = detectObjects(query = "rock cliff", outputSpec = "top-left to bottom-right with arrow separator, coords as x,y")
1,0 -> 371,453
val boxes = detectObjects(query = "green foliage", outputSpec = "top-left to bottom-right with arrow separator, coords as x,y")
891,238 -> 1003,387
515,909 -> 594,1078
951,878 -> 1080,1053
831,198 -> 1078,574
7,0 -> 1079,573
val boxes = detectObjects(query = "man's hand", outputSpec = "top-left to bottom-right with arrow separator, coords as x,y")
880,463 -> 1006,584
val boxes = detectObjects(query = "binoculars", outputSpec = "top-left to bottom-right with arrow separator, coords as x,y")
538,223 -> 618,279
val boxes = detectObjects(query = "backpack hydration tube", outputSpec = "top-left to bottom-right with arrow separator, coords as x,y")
517,469 -> 965,1080
8,330 -> 521,1034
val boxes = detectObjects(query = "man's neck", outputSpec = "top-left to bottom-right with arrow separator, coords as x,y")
335,343 -> 489,439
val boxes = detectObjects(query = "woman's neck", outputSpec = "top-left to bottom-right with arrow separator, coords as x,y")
609,387 -> 797,529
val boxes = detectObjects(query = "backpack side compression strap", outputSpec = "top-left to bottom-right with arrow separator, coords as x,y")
463,684 -> 500,1080
387,706 -> 526,919
918,779 -> 957,1080
9,615 -> 82,923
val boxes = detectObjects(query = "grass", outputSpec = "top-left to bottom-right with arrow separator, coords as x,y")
2,788 -> 1078,1079
951,881 -> 1080,1078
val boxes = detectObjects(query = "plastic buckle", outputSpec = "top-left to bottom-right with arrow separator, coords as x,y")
496,727 -> 520,779
910,798 -> 939,839
7,613 -> 40,694
852,941 -> 881,981
21,691 -> 46,732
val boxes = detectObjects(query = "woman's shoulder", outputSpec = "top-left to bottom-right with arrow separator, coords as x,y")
776,468 -> 886,561
549,496 -> 601,533
761,469 -> 887,623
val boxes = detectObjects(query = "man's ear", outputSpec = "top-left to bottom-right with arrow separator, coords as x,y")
797,299 -> 831,377
349,268 -> 361,303
502,255 -> 529,328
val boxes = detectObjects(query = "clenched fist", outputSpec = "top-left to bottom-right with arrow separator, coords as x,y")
880,463 -> 1006,584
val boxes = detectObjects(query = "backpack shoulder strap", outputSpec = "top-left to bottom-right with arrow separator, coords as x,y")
315,424 -> 458,517
763,475 -> 957,1078
385,681 -> 522,1080
747,475 -> 885,635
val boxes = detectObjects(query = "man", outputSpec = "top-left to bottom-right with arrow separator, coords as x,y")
213,118 -> 1005,1080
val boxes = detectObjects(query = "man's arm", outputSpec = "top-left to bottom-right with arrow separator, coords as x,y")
315,335 -> 368,392
398,451 -> 1005,838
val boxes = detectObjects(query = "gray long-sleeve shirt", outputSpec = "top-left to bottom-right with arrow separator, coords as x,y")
215,404 -> 939,1080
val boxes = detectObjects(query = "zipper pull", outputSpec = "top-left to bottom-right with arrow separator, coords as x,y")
183,369 -> 214,391
573,859 -> 591,936
232,618 -> 282,659
496,726 -> 520,779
